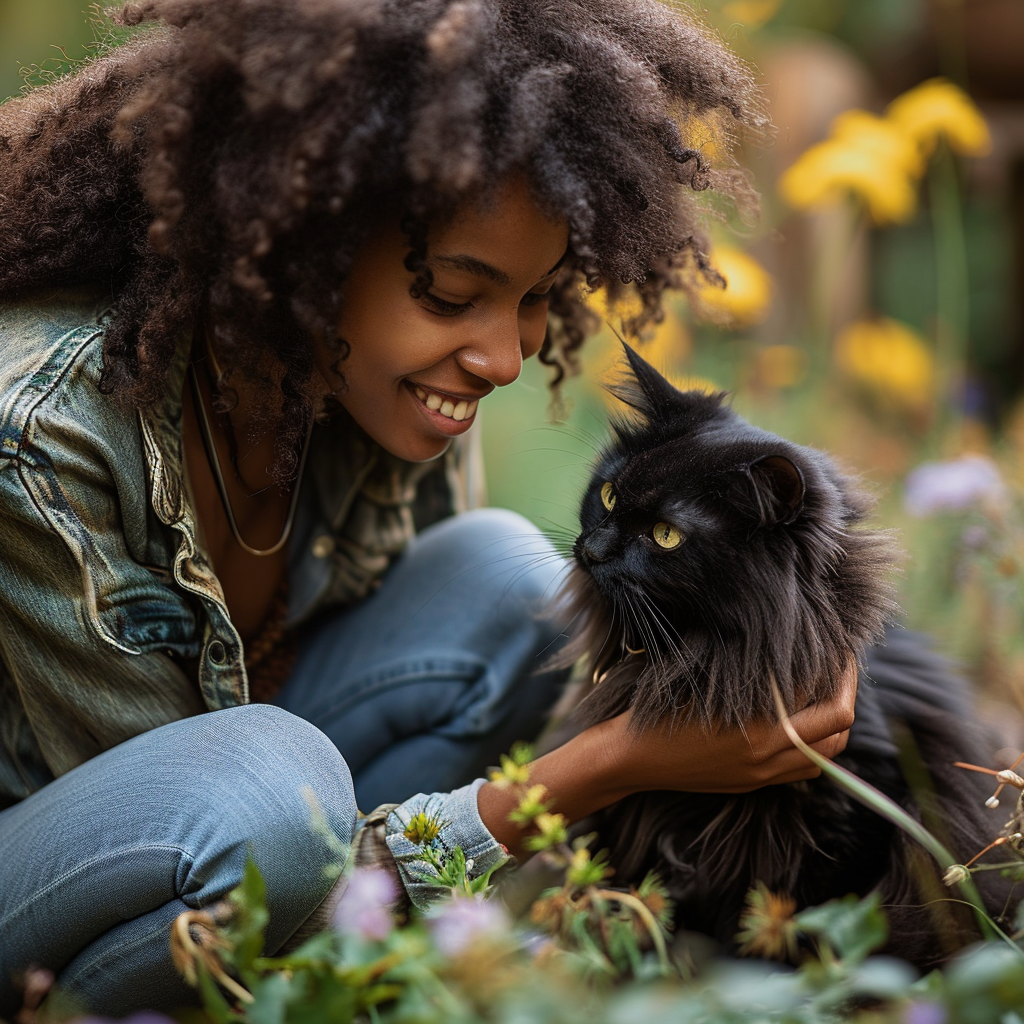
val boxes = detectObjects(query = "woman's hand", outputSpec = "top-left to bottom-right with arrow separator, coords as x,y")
478,660 -> 858,856
611,660 -> 858,795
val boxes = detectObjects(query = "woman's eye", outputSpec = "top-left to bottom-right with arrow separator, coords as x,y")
422,292 -> 472,316
600,481 -> 616,511
652,522 -> 683,549
520,290 -> 551,308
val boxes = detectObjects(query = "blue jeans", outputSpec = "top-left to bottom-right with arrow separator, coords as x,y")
0,509 -> 567,1016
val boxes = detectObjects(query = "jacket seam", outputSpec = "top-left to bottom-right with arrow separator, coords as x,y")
1,325 -> 105,459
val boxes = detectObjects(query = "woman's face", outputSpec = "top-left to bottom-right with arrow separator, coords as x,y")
330,177 -> 569,463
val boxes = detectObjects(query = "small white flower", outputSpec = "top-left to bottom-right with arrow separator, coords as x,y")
995,770 -> 1024,789
942,864 -> 969,887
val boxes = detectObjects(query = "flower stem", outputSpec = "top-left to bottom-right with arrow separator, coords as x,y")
594,888 -> 671,971
931,142 -> 970,449
769,679 -> 1018,951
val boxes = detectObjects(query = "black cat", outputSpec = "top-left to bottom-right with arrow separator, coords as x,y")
556,343 -> 1011,966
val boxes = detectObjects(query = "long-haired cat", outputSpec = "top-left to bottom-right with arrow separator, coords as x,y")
557,344 -> 1011,966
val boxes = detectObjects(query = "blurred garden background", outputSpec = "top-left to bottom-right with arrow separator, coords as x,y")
4,0 -> 1024,747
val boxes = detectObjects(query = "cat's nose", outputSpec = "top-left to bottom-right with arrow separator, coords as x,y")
577,530 -> 615,565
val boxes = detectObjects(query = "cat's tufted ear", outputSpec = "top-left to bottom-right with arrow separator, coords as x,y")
746,455 -> 806,525
605,341 -> 685,420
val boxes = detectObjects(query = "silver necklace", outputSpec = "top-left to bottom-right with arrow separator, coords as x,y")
187,360 -> 313,557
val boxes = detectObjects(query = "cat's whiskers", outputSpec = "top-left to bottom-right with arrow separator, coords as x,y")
517,423 -> 608,459
631,588 -> 714,723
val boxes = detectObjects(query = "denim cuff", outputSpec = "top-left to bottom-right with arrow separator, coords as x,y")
385,778 -> 511,911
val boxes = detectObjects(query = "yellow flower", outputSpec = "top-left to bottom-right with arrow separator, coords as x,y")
587,305 -> 692,409
831,110 -> 924,178
736,882 -> 798,961
488,752 -> 531,789
404,812 -> 444,845
721,0 -> 782,29
834,317 -> 934,409
886,78 -> 992,158
779,121 -> 919,225
691,246 -> 772,329
583,285 -> 644,329
667,374 -> 721,396
509,783 -> 552,827
524,811 -> 569,851
756,344 -> 807,390
678,111 -> 725,165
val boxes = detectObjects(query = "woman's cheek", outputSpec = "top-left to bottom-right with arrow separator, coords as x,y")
518,304 -> 549,360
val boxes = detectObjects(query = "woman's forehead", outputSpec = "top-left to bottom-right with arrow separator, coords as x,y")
427,177 -> 569,286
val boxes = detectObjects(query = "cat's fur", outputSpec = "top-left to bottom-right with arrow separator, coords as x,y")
557,344 -> 1012,965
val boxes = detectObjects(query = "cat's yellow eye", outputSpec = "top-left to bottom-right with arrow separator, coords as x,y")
600,481 -> 616,511
652,523 -> 683,549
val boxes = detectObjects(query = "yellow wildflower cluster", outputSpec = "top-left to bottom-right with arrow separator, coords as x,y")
691,245 -> 773,330
834,317 -> 934,410
887,78 -> 992,159
403,812 -> 444,845
488,752 -> 531,789
780,79 -> 991,224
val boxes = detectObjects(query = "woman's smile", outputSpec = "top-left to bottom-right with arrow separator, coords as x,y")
407,381 -> 483,429
329,176 -> 569,463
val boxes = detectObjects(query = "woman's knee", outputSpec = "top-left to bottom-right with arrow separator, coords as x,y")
158,706 -> 358,947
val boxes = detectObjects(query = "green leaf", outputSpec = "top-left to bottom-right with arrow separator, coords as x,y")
195,959 -> 238,1024
794,893 -> 888,964
945,942 -> 1024,1022
245,972 -> 292,1024
225,859 -> 270,972
256,931 -> 338,971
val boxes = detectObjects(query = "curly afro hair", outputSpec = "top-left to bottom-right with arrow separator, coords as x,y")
0,0 -> 766,476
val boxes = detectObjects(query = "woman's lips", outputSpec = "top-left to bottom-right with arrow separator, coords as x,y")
405,381 -> 480,434
408,383 -> 480,422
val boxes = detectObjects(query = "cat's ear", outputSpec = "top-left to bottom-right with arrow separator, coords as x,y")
746,455 -> 805,525
606,341 -> 684,420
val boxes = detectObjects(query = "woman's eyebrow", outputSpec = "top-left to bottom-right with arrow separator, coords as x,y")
430,249 -> 568,286
432,254 -> 512,286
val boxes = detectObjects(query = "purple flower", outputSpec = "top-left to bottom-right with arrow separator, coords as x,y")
903,455 -> 1004,518
332,867 -> 398,942
904,1001 -> 947,1024
427,896 -> 509,957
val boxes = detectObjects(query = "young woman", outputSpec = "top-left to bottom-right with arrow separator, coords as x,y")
0,0 -> 857,1013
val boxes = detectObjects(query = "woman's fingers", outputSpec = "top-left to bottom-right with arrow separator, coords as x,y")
608,657 -> 859,795
809,727 -> 850,760
785,661 -> 858,744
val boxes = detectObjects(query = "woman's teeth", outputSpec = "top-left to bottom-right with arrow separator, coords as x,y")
414,386 -> 478,422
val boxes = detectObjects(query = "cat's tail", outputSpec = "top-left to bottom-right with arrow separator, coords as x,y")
862,628 -> 1019,964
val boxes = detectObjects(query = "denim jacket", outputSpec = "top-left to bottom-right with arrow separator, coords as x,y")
0,290 -> 507,904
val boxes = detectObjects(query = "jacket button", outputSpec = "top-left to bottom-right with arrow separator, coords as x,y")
312,535 -> 335,558
207,639 -> 227,664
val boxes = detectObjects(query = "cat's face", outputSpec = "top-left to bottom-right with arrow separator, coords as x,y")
573,346 -> 810,658
561,343 -> 892,729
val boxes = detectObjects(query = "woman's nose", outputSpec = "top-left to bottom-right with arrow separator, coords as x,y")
457,314 -> 526,388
